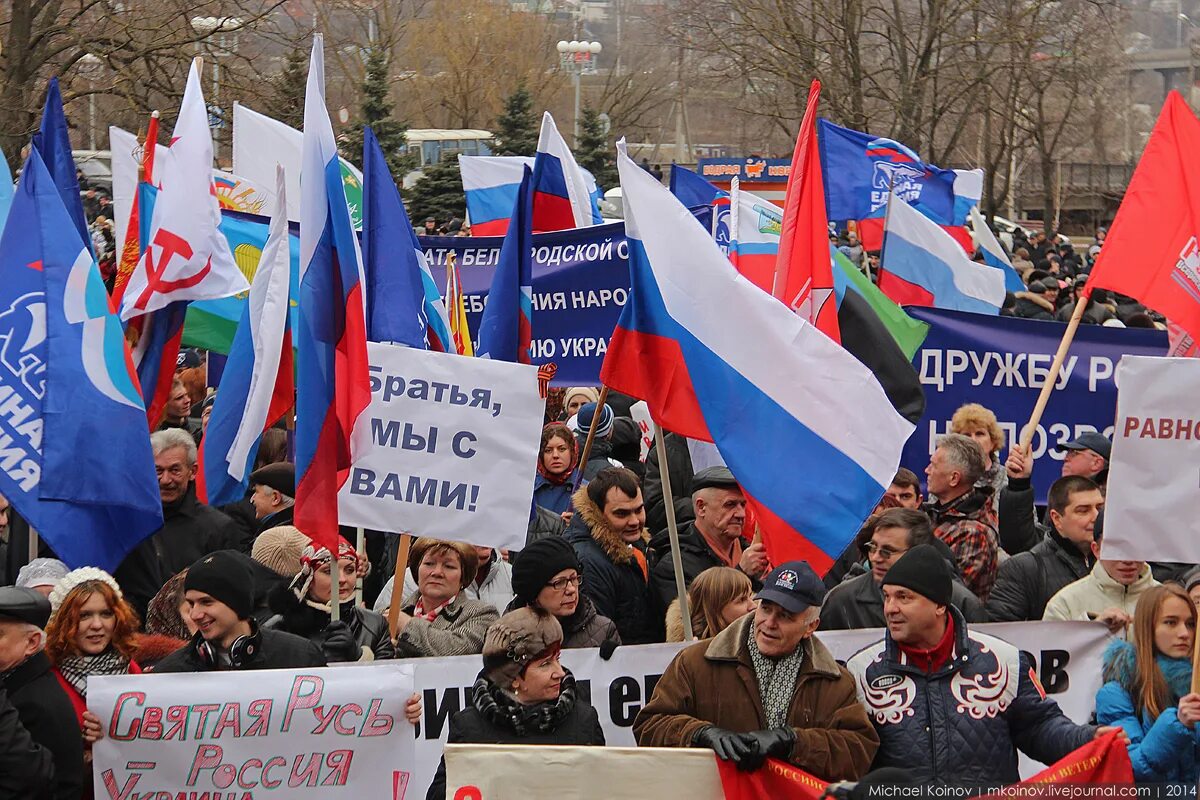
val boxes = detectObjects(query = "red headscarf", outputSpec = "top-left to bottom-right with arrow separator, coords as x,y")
537,422 -> 578,485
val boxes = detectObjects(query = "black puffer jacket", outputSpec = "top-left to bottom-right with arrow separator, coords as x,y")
986,530 -> 1092,622
997,475 -> 1043,555
4,652 -> 83,800
262,584 -> 394,660
151,622 -> 327,672
650,521 -> 759,609
565,487 -> 663,644
0,684 -> 53,798
846,607 -> 1095,786
426,671 -> 604,800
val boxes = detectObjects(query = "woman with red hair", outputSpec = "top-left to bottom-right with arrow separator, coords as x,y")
44,568 -> 143,790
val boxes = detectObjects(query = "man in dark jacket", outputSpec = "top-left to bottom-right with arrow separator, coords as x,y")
115,429 -> 248,618
0,588 -> 83,800
651,466 -> 769,608
0,684 -> 53,798
846,545 -> 1110,786
154,552 -> 326,672
1012,280 -> 1058,320
565,468 -> 663,644
821,509 -> 986,630
987,476 -> 1101,621
247,462 -> 295,538
999,431 -> 1109,555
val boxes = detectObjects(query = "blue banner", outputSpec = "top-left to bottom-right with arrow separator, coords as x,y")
818,119 -> 961,224
420,222 -> 631,386
901,307 -> 1168,503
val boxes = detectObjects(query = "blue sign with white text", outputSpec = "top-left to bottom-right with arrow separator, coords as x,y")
901,307 -> 1167,504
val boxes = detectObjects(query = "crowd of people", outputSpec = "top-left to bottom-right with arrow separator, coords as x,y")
2,353 -> 1198,798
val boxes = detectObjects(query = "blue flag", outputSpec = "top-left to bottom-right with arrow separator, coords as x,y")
361,127 -> 430,347
0,148 -> 13,234
669,164 -> 724,209
0,148 -> 162,570
31,78 -> 94,258
477,165 -> 534,363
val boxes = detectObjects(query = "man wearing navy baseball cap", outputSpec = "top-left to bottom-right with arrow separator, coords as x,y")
634,561 -> 878,781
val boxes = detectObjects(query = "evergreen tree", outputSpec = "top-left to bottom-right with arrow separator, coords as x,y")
492,84 -> 539,156
405,158 -> 466,225
576,105 -> 617,191
265,44 -> 307,130
342,44 -> 413,181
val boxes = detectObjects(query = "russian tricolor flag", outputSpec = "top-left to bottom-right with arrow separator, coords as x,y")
879,195 -> 1007,315
198,165 -> 295,506
531,112 -> 602,232
969,205 -> 1025,293
461,150 -> 603,237
600,142 -> 915,572
476,165 -> 534,363
295,36 -> 372,553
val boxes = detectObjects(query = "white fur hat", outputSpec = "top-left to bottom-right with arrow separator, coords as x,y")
49,567 -> 122,614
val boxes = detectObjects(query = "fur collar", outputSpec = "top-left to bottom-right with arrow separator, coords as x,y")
571,485 -> 648,565
704,612 -> 841,678
1102,638 -> 1193,706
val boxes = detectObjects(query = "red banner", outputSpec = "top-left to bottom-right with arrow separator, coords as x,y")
717,731 -> 1132,799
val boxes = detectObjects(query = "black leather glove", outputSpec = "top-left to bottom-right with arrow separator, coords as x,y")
693,726 -> 755,766
738,727 -> 797,770
322,620 -> 362,662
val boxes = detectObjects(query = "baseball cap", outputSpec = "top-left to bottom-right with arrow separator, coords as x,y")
1057,431 -> 1111,461
755,561 -> 825,613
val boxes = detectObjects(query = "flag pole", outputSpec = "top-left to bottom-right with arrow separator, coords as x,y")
876,174 -> 897,276
387,533 -> 414,640
728,177 -> 740,258
1192,611 -> 1200,694
655,423 -> 694,641
573,385 -> 610,491
354,526 -> 366,605
1018,296 -> 1090,452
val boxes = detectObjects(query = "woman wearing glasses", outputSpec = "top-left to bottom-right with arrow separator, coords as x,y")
508,537 -> 620,649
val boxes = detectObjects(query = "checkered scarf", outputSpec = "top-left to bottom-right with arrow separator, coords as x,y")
746,624 -> 808,729
55,650 -> 131,698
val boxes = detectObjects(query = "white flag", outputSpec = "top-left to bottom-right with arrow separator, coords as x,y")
120,62 -> 247,320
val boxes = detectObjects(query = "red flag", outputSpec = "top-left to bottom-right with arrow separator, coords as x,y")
718,732 -> 1131,800
774,80 -> 840,343
1086,91 -> 1200,342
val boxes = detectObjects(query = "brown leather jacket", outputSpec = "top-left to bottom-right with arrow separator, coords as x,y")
632,613 -> 878,782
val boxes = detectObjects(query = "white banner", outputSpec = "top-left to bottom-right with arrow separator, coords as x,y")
404,621 -> 1111,795
91,664 -> 415,799
445,745 -> 724,800
1103,355 -> 1200,562
338,343 -> 543,551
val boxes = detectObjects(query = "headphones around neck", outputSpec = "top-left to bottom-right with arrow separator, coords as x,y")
194,619 -> 262,669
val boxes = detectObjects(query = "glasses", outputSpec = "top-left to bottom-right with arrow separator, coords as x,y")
862,542 -> 908,560
547,574 -> 583,592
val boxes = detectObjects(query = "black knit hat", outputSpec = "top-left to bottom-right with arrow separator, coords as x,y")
184,551 -> 254,620
881,544 -> 953,607
511,536 -> 581,605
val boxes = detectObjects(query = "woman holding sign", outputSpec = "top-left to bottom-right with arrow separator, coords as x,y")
1095,584 -> 1200,782
425,607 -> 605,800
263,538 -> 394,661
393,538 -> 499,658
44,569 -> 143,794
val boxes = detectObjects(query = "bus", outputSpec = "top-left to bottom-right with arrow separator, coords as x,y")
404,129 -> 494,168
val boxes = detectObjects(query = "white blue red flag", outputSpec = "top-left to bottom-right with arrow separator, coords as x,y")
969,205 -> 1025,293
295,35 -> 372,554
600,141 -> 914,571
476,165 -> 534,363
0,148 -> 162,569
880,195 -> 1006,315
531,112 -> 603,232
198,165 -> 295,507
461,153 -> 602,236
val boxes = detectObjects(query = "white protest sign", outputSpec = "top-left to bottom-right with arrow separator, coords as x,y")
445,745 -> 725,800
1102,355 -> 1200,562
338,342 -> 543,551
403,621 -> 1110,794
629,400 -> 653,462
91,664 -> 415,799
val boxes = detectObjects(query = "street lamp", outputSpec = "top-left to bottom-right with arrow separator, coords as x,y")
190,16 -> 243,163
79,54 -> 102,150
556,39 -> 602,146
